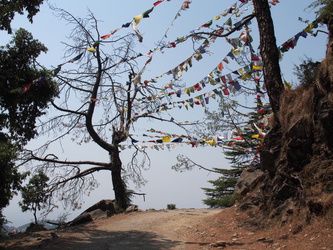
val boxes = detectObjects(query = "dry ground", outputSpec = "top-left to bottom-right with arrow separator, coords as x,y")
1,206 -> 333,249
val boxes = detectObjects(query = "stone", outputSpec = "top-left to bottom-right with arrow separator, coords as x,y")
69,199 -> 116,226
234,169 -> 264,196
125,205 -> 139,213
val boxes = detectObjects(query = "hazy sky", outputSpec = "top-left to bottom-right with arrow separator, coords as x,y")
2,0 -> 327,226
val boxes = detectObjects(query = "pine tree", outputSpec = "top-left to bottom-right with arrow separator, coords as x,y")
202,106 -> 268,208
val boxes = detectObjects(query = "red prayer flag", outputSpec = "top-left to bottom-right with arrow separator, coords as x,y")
101,33 -> 112,39
153,0 -> 163,6
231,136 -> 243,140
217,62 -> 224,71
23,82 -> 33,93
222,87 -> 230,95
145,57 -> 152,64
220,76 -> 226,83
193,83 -> 202,91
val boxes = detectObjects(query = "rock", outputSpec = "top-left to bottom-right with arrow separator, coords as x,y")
125,205 -> 139,213
234,169 -> 264,196
84,199 -> 116,216
69,199 -> 116,226
70,213 -> 93,226
257,237 -> 267,242
210,241 -> 227,248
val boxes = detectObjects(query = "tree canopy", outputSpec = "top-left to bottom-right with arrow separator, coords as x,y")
0,28 -> 57,226
0,0 -> 44,34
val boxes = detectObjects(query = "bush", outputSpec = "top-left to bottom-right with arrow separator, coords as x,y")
167,204 -> 176,210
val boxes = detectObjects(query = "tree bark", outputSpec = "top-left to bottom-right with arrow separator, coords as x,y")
253,0 -> 285,176
33,209 -> 38,225
253,0 -> 284,115
110,147 -> 128,211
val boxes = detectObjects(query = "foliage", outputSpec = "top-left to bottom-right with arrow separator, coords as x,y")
0,136 -> 26,226
309,0 -> 333,21
0,28 -> 57,227
19,171 -> 50,225
293,57 -> 321,87
167,204 -> 176,210
202,176 -> 239,208
200,108 -> 265,208
0,28 -> 58,145
0,0 -> 44,34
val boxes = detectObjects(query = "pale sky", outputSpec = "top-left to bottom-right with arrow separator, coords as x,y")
2,0 -> 327,227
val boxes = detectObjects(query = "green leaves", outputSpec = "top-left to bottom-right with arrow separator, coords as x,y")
0,28 -> 58,145
19,171 -> 50,224
0,0 -> 44,34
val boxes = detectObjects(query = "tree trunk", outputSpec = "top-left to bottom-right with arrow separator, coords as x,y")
253,0 -> 285,177
238,7 -> 333,224
33,208 -> 38,225
253,0 -> 284,115
110,147 -> 129,211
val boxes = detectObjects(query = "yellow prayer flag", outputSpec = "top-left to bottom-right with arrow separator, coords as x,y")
284,80 -> 292,90
133,14 -> 143,25
238,68 -> 245,76
87,46 -> 96,52
251,134 -> 260,139
252,65 -> 262,70
214,15 -> 221,20
162,136 -> 171,143
205,140 -> 216,146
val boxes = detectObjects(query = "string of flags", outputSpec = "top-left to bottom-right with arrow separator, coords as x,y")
140,1 -> 255,84
10,76 -> 47,94
12,0 -> 319,129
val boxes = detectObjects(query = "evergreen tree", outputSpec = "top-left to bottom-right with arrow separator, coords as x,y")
201,105 -> 269,208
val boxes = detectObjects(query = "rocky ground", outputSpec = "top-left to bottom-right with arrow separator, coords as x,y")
1,206 -> 333,249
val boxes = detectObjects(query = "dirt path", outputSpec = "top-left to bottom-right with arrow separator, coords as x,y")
2,207 -> 333,249
1,208 -> 221,249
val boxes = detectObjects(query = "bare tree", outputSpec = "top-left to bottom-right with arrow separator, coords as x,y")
22,8 -> 193,211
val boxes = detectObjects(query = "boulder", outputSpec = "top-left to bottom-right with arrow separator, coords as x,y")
70,199 -> 116,226
234,169 -> 264,196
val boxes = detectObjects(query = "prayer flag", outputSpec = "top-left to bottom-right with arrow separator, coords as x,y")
162,136 -> 171,142
143,7 -> 154,18
133,14 -> 143,25
217,62 -> 224,71
87,46 -> 96,52
153,0 -> 163,6
68,53 -> 84,63
101,33 -> 112,40
122,22 -> 132,28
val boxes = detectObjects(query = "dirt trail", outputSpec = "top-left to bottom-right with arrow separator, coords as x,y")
1,208 -> 221,249
2,207 -> 333,249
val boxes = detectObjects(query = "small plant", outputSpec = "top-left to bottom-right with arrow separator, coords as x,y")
167,204 -> 176,210
146,208 -> 156,211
